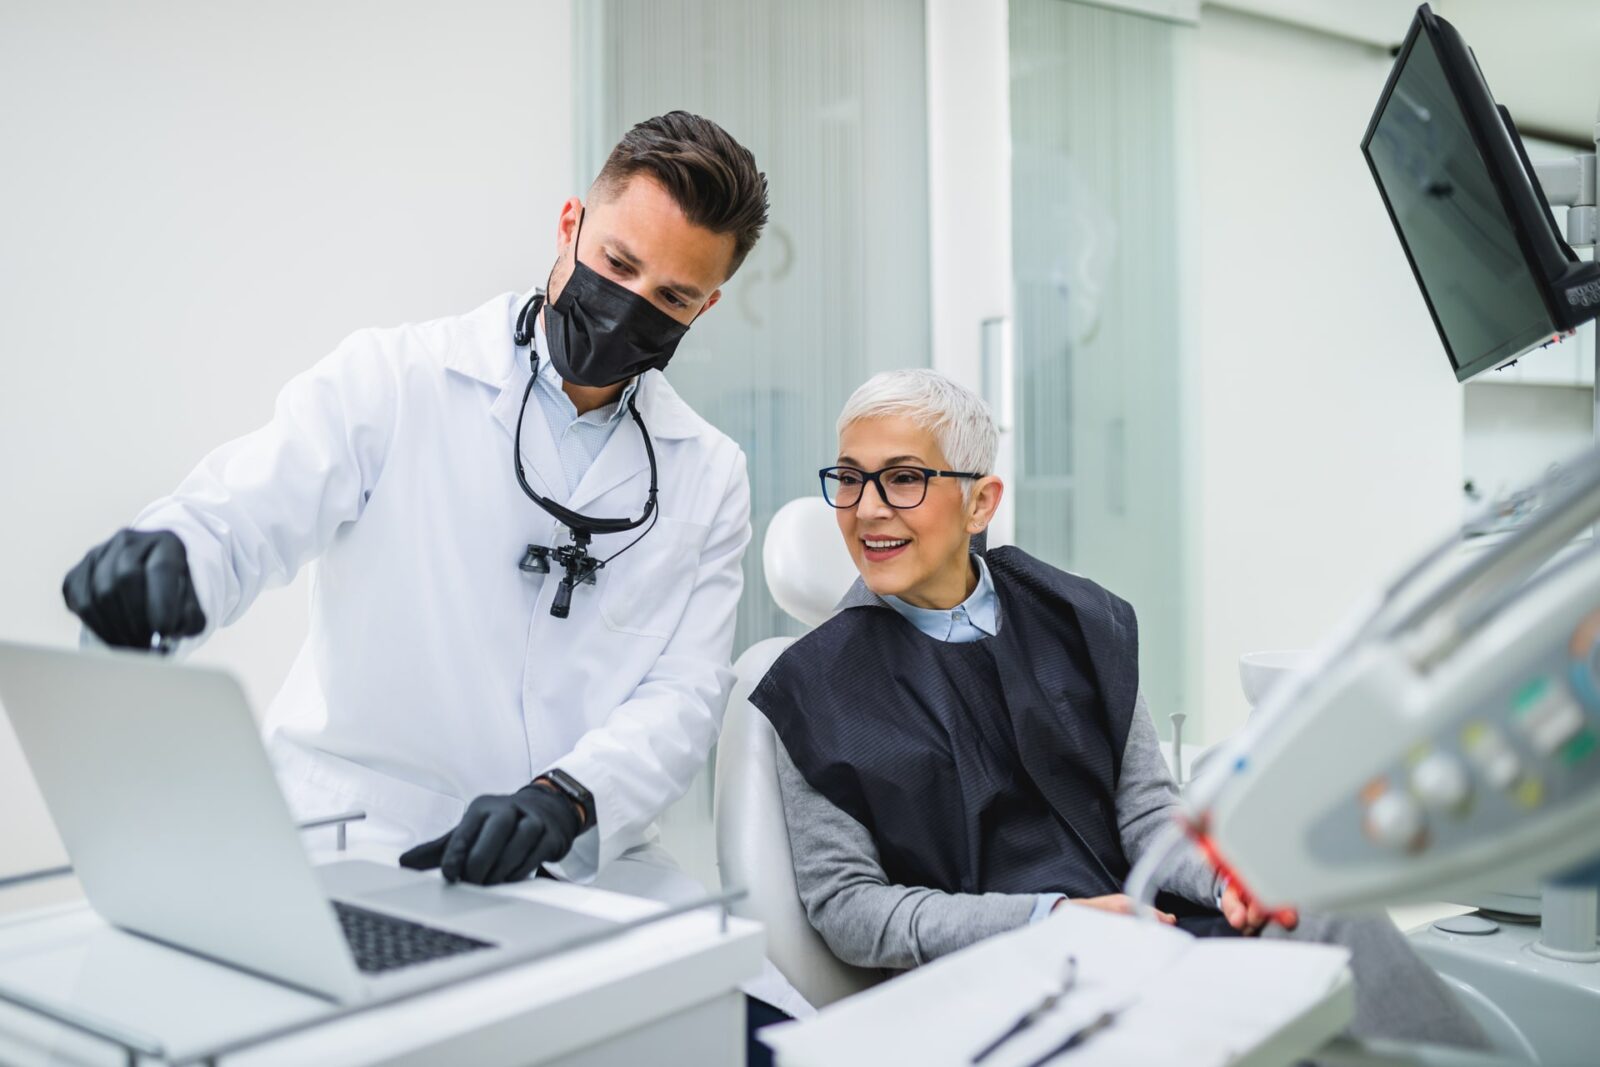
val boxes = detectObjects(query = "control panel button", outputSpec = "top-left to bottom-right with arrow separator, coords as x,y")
1463,726 -> 1521,790
1365,791 -> 1425,850
1410,752 -> 1471,813
1481,750 -> 1521,790
1561,728 -> 1598,766
1511,678 -> 1587,755
1566,611 -> 1600,712
1433,914 -> 1499,936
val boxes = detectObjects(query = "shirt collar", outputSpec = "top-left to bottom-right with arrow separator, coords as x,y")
532,314 -> 639,425
883,554 -> 999,640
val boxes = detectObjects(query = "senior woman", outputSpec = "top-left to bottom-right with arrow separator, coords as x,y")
749,369 -> 1485,1048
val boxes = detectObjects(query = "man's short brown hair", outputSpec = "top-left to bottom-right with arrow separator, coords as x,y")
592,111 -> 769,280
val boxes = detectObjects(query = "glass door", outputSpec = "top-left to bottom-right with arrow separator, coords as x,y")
1009,0 -> 1193,736
575,0 -> 932,886
576,0 -> 932,653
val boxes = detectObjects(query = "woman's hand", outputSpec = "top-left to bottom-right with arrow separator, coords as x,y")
1220,881 -> 1299,935
1056,894 -> 1176,924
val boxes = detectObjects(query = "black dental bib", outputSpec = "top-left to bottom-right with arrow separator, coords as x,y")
753,547 -> 1231,931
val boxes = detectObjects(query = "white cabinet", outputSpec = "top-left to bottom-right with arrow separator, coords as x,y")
1488,324 -> 1594,387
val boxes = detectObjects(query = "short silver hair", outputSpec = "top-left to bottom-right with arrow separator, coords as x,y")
836,369 -> 998,478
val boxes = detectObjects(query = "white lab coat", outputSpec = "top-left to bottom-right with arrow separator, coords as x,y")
132,291 -> 750,886
133,291 -> 814,1017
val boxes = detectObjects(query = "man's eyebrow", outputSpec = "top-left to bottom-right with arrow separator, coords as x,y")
607,238 -> 706,301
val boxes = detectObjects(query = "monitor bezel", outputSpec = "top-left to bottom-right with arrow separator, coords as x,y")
1360,4 -> 1564,383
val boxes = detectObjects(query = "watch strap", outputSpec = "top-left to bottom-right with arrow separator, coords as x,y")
539,768 -> 596,833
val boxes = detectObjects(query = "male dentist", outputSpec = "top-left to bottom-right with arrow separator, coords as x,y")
61,112 -> 766,907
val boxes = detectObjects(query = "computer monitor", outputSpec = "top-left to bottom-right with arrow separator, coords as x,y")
1362,4 -> 1600,382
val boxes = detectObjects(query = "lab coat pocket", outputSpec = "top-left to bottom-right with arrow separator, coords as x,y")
598,517 -> 710,639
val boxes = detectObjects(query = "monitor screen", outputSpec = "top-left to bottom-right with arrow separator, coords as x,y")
1363,12 -> 1556,380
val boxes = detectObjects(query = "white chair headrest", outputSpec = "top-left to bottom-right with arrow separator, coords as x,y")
763,497 -> 861,629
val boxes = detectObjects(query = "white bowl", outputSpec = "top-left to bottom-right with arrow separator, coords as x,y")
1238,649 -> 1312,707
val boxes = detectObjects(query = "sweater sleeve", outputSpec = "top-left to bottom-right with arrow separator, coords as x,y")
775,740 -> 1041,969
1114,690 -> 1225,907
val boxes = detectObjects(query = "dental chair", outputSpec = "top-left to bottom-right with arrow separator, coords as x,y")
713,497 -> 883,1009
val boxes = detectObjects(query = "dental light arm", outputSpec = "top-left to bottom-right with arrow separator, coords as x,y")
1130,448 -> 1600,917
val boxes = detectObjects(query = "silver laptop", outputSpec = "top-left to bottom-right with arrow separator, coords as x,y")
0,641 -> 618,1002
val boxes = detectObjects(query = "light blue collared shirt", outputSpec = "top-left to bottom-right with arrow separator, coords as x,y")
531,319 -> 639,493
881,554 -> 1000,643
881,554 -> 1061,923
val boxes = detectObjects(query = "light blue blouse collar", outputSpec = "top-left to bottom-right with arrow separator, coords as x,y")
882,554 -> 999,643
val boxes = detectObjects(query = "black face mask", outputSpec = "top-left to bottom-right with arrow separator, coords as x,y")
543,210 -> 692,388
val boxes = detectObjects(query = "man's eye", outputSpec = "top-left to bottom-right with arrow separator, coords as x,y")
604,254 -> 631,275
661,291 -> 687,309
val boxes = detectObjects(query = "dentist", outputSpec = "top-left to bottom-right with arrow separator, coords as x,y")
61,112 -> 768,907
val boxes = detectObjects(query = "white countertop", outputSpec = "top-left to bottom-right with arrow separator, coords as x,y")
0,848 -> 763,1066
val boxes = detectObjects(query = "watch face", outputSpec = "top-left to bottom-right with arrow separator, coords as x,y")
549,770 -> 583,799
547,770 -> 595,830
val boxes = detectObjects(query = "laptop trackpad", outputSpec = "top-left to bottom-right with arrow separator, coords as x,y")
362,881 -> 515,920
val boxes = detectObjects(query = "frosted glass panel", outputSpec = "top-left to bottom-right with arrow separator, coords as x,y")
1010,0 -> 1190,731
576,0 -> 931,652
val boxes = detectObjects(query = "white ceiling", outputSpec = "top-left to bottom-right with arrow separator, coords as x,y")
1402,0 -> 1597,144
1208,1 -> 1598,143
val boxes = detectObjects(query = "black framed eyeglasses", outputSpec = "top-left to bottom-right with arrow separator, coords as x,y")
818,465 -> 984,510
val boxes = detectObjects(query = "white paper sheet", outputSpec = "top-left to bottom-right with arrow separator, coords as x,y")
761,906 -> 1351,1067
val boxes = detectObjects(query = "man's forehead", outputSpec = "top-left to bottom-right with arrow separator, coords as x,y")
585,176 -> 735,288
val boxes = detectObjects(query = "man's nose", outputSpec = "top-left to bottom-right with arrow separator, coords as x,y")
621,275 -> 695,324
620,275 -> 653,303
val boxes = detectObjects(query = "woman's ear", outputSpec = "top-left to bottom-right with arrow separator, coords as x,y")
967,475 -> 1004,533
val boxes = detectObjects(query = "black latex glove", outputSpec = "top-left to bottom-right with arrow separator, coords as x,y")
61,528 -> 206,650
398,782 -> 582,885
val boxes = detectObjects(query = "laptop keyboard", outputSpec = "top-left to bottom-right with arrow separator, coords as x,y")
333,901 -> 494,975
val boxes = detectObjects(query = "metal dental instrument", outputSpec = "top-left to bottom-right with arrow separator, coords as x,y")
1020,1006 -> 1123,1067
1169,711 -> 1187,785
970,955 -> 1078,1064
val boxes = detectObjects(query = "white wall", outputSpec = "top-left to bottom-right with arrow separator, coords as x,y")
925,0 -> 1018,545
926,0 -> 1012,393
1190,6 -> 1465,741
0,1 -> 572,908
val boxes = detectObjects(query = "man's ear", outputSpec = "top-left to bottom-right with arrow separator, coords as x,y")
693,288 -> 723,321
968,475 -> 1005,533
555,196 -> 584,253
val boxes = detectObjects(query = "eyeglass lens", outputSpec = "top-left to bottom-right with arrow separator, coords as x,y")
823,467 -> 929,509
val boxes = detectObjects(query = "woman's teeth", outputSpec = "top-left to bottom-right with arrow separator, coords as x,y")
864,538 -> 909,549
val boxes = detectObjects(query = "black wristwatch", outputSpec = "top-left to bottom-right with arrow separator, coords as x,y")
537,767 -> 596,833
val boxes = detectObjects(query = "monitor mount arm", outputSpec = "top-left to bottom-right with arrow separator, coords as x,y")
1529,98 -> 1599,249
1529,109 -> 1600,442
